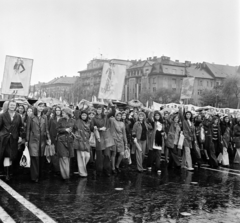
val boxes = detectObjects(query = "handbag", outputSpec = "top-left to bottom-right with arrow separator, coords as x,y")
89,132 -> 96,147
177,132 -> 184,149
20,146 -> 31,168
222,147 -> 229,166
44,144 -> 55,163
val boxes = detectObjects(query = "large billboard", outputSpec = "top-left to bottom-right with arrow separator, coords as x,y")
98,63 -> 127,100
2,55 -> 33,96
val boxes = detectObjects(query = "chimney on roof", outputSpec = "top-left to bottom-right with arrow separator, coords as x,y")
149,57 -> 152,60
153,56 -> 157,60
175,60 -> 179,63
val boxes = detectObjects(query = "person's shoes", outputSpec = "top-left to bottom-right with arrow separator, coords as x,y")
116,167 -> 121,173
157,170 -> 161,174
112,169 -> 117,174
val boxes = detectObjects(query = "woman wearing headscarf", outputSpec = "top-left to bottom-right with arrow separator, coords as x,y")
56,107 -> 75,180
90,101 -> 115,177
73,110 -> 91,177
26,101 -> 50,182
0,100 -> 23,181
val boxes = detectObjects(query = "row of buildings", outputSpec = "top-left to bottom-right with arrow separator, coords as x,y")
31,56 -> 240,106
78,56 -> 240,106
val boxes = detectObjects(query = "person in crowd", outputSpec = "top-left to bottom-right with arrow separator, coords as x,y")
48,106 -> 62,174
90,101 -> 116,177
109,111 -> 128,174
220,115 -> 232,167
56,107 -> 75,181
148,111 -> 165,173
74,110 -> 91,177
88,109 -> 96,163
163,111 -> 171,164
17,104 -> 26,122
0,100 -> 23,181
165,113 -> 181,169
203,114 -> 219,168
132,112 -> 152,173
26,101 -> 50,182
233,117 -> 240,164
179,103 -> 195,171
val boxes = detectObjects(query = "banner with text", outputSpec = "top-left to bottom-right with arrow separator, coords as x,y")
98,63 -> 127,100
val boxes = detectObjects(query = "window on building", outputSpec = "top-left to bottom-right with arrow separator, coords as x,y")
172,69 -> 176,74
198,90 -> 202,95
198,80 -> 203,86
153,87 -> 156,92
207,81 -> 209,87
172,78 -> 177,88
181,70 -> 184,74
165,68 -> 168,72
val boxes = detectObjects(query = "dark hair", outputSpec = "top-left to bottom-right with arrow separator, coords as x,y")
185,111 -> 193,122
154,111 -> 163,123
53,106 -> 62,119
24,106 -> 33,123
18,104 -> 26,114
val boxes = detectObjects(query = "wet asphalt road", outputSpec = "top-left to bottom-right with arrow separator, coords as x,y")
1,161 -> 240,223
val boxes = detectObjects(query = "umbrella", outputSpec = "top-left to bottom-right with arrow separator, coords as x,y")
128,99 -> 143,108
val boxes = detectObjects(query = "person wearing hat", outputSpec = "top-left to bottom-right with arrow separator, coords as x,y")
0,100 -> 23,181
56,107 -> 75,180
73,110 -> 91,177
26,100 -> 50,182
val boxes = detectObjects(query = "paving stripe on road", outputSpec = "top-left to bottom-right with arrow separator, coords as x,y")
0,179 -> 57,223
0,206 -> 16,223
220,166 -> 240,174
201,166 -> 240,176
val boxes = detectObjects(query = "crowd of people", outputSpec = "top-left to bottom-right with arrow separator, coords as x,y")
0,99 -> 240,183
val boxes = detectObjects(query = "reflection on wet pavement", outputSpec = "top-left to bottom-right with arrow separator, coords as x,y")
1,165 -> 240,223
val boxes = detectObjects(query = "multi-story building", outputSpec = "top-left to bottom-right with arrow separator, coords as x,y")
41,76 -> 78,101
78,58 -> 132,101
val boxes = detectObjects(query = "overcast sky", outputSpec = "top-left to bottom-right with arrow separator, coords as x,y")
0,0 -> 239,84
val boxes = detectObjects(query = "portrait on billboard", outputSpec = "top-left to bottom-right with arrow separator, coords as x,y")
2,55 -> 33,96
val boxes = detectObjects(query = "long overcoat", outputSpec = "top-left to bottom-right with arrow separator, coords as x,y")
56,117 -> 75,158
26,115 -> 50,157
0,112 -> 23,161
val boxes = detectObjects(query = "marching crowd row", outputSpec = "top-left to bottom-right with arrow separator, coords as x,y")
0,99 -> 240,183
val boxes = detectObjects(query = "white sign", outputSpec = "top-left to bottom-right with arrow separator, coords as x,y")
2,55 -> 33,96
98,63 -> 127,100
180,77 -> 195,99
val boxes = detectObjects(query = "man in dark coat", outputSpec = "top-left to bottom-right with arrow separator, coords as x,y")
0,100 -> 23,181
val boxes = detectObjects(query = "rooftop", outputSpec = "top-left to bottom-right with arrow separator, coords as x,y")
44,76 -> 78,86
205,62 -> 239,78
187,65 -> 214,79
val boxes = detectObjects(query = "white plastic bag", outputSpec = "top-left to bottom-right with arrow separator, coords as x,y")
124,147 -> 132,164
89,132 -> 96,147
178,132 -> 185,149
20,146 -> 31,168
234,148 -> 240,164
222,147 -> 229,166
